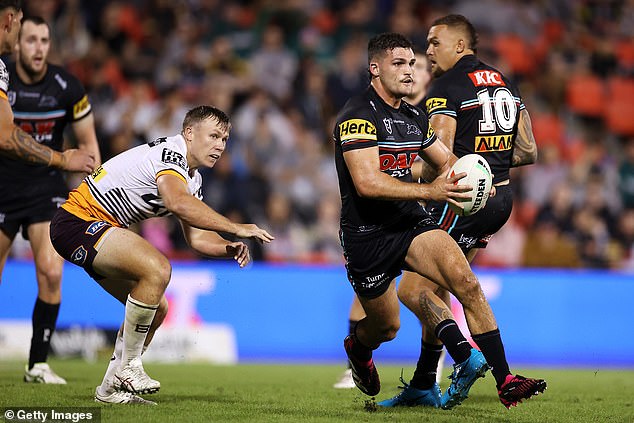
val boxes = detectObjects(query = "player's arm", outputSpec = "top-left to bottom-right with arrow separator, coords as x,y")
0,98 -> 95,172
179,221 -> 251,267
157,172 -> 274,243
511,109 -> 538,167
416,114 -> 457,182
343,144 -> 470,203
71,113 -> 102,168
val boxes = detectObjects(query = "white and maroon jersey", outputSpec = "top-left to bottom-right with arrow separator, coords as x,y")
62,135 -> 202,227
0,58 -> 9,101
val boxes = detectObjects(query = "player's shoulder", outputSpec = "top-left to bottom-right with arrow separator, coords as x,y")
150,134 -> 190,171
47,64 -> 85,90
338,90 -> 376,120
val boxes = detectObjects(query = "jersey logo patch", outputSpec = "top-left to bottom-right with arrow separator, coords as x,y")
91,165 -> 107,182
383,118 -> 392,134
468,70 -> 506,87
162,148 -> 188,171
406,124 -> 421,136
73,95 -> 91,120
426,97 -> 447,113
426,125 -> 435,140
475,134 -> 513,152
339,119 -> 377,141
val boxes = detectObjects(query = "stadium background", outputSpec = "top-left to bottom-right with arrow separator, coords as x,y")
0,0 -> 633,367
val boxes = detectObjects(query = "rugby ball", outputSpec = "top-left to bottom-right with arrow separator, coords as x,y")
448,154 -> 493,216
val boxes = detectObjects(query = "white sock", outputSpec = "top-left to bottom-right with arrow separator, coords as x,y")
121,295 -> 158,367
97,330 -> 123,396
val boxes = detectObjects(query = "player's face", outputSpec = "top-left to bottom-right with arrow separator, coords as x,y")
1,8 -> 22,54
187,117 -> 230,169
410,53 -> 431,99
372,47 -> 415,99
17,20 -> 50,77
426,25 -> 461,77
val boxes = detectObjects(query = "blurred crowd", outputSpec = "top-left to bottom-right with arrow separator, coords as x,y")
10,0 -> 634,270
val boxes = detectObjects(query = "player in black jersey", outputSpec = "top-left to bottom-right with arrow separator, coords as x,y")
333,48 -> 433,390
335,32 -> 526,402
0,1 -> 93,171
0,16 -> 101,384
379,15 -> 545,410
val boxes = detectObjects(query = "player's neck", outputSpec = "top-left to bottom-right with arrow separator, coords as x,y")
371,80 -> 402,109
405,91 -> 425,107
16,61 -> 47,85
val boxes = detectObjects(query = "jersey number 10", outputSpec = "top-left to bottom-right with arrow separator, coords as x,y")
477,88 -> 517,134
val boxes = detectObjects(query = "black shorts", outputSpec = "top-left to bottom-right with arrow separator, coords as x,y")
340,215 -> 440,299
50,208 -> 115,280
426,184 -> 513,253
0,175 -> 68,240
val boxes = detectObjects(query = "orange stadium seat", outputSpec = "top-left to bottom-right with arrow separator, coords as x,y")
494,34 -> 536,76
565,73 -> 605,118
531,112 -> 565,147
604,76 -> 634,136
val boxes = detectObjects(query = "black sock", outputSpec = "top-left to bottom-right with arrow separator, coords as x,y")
410,341 -> 443,390
472,329 -> 511,387
29,298 -> 60,369
349,323 -> 372,361
347,320 -> 359,368
434,319 -> 471,364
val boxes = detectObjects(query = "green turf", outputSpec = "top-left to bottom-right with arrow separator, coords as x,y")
0,360 -> 632,423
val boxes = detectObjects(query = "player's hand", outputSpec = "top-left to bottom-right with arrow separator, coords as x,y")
60,149 -> 96,173
235,223 -> 275,243
226,241 -> 251,268
426,168 -> 473,205
489,185 -> 497,198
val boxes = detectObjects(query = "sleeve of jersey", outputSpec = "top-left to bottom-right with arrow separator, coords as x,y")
424,84 -> 457,119
420,119 -> 437,149
151,145 -> 190,190
336,108 -> 378,152
0,60 -> 9,101
68,74 -> 92,121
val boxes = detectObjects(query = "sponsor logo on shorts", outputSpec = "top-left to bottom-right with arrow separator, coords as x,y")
425,97 -> 447,113
0,212 -> 5,223
458,234 -> 478,249
71,245 -> 88,265
339,119 -> 377,142
362,272 -> 386,289
86,221 -> 108,236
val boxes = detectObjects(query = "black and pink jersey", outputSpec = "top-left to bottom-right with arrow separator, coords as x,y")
424,55 -> 524,184
333,86 -> 436,233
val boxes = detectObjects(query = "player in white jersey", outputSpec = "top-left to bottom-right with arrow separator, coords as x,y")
50,106 -> 274,405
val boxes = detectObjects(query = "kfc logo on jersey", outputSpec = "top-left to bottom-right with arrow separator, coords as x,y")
468,70 -> 506,87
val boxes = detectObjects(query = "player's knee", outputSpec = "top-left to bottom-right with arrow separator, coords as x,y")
452,271 -> 483,304
145,255 -> 172,291
378,320 -> 400,342
37,264 -> 62,291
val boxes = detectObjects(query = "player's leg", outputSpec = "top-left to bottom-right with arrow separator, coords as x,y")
23,222 -> 67,384
344,280 -> 400,396
0,228 -> 14,282
91,227 -> 171,395
334,295 -> 365,389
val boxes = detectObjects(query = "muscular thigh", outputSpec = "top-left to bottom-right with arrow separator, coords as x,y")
27,221 -> 64,270
404,229 -> 472,291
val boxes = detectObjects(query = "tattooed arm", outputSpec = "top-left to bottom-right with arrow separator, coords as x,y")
511,109 -> 538,167
0,98 -> 95,171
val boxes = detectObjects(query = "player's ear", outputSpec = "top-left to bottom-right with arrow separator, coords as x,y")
456,39 -> 465,54
369,62 -> 379,78
183,126 -> 193,142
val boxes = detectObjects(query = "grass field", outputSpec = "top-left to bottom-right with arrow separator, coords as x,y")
0,359 -> 632,423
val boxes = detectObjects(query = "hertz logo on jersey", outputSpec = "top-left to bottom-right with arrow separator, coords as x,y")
72,94 -> 91,120
475,134 -> 513,152
339,119 -> 377,141
425,97 -> 447,114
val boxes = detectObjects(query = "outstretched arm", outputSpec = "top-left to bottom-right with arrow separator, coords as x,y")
180,221 -> 251,267
158,172 -> 274,243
